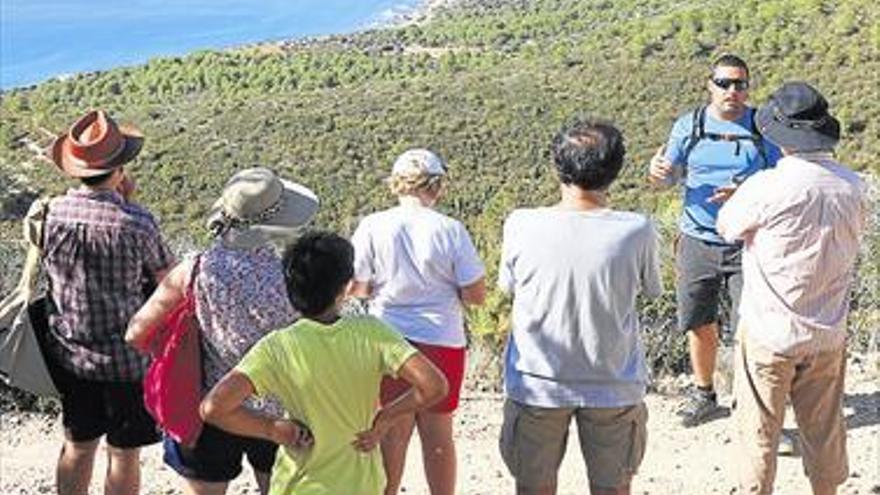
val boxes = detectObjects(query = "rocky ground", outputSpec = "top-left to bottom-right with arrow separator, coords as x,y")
1,355 -> 877,495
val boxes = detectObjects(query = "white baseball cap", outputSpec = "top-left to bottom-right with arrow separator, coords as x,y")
390,148 -> 447,176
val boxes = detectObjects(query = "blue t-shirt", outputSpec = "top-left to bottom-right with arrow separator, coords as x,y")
664,107 -> 782,244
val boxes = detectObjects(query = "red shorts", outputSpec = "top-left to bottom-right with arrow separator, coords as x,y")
381,340 -> 465,413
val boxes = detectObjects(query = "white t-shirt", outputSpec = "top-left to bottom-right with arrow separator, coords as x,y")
352,205 -> 485,347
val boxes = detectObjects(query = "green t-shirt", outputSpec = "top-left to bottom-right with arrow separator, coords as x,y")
236,315 -> 417,495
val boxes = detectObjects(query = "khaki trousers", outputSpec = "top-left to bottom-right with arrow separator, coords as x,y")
734,333 -> 848,494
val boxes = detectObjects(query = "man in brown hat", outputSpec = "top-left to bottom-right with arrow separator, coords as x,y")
40,110 -> 174,495
718,82 -> 866,495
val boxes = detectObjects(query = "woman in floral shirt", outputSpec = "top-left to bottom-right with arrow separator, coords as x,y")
127,168 -> 318,495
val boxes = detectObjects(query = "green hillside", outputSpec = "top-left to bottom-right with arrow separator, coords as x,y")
1,0 -> 878,375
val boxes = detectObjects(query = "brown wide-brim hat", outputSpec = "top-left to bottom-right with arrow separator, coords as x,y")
51,110 -> 144,178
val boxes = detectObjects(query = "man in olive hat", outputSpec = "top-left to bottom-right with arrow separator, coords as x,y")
41,110 -> 174,495
717,82 -> 866,495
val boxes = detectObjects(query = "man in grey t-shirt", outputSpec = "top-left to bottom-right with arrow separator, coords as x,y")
498,119 -> 662,495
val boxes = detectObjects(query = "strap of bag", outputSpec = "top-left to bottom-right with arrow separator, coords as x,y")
681,105 -> 705,166
187,255 -> 202,299
0,198 -> 50,315
682,105 -> 769,167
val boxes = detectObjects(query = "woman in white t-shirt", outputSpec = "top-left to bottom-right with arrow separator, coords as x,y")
351,149 -> 486,495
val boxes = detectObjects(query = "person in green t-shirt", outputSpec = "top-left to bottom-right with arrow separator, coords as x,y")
200,231 -> 448,495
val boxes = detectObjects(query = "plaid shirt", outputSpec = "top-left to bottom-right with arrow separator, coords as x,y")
43,188 -> 174,381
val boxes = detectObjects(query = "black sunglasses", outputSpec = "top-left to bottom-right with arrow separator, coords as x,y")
711,77 -> 750,91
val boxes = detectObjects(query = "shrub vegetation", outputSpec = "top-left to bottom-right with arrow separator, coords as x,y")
1,0 -> 877,397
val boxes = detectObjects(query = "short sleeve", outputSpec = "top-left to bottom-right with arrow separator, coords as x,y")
640,220 -> 664,299
235,334 -> 281,398
664,114 -> 692,170
141,221 -> 175,276
497,212 -> 518,294
351,219 -> 374,283
367,319 -> 418,378
451,222 -> 485,287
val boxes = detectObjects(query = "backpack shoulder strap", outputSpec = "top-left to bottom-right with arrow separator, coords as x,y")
748,107 -> 770,169
682,105 -> 706,164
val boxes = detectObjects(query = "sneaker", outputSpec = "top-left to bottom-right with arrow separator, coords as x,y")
678,387 -> 727,427
778,429 -> 798,456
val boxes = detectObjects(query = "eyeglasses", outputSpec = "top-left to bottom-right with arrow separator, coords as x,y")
711,77 -> 750,91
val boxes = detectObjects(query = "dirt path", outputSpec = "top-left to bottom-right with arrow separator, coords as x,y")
1,360 -> 877,494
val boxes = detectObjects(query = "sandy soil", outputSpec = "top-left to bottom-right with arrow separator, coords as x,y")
1,358 -> 877,495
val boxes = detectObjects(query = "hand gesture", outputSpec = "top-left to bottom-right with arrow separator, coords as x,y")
270,419 -> 314,450
707,184 -> 738,204
648,145 -> 675,187
352,411 -> 392,452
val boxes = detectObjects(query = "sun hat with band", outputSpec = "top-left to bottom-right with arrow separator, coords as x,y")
51,110 -> 144,178
756,81 -> 841,152
207,167 -> 319,250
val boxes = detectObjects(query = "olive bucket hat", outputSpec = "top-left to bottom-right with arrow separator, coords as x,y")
207,167 -> 319,249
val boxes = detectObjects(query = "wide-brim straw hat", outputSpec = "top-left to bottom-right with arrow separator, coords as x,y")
51,110 -> 144,178
207,167 -> 319,249
755,81 -> 840,152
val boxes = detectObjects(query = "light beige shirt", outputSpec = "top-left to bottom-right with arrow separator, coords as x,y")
717,152 -> 867,354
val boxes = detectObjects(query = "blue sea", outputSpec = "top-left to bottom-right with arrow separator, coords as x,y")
0,0 -> 423,89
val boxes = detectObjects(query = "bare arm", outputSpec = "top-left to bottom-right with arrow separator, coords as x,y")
125,260 -> 190,353
200,371 -> 312,448
459,277 -> 486,306
352,353 -> 448,451
348,280 -> 371,299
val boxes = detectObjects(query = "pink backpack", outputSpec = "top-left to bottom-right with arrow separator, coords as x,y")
143,257 -> 203,447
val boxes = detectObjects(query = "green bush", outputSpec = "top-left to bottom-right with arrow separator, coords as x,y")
1,0 -> 878,404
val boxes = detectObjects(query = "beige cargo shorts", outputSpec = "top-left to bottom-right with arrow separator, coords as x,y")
499,398 -> 647,489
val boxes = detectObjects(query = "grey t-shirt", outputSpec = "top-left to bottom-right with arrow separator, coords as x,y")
498,207 -> 663,408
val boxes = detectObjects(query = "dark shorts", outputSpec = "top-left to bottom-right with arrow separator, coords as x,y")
46,353 -> 160,448
675,234 -> 743,338
381,340 -> 465,413
163,423 -> 278,482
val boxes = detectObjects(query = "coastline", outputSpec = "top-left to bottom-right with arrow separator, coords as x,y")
1,0 -> 462,93
236,0 -> 461,53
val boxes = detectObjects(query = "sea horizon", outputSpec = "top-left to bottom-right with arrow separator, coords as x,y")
0,0 -> 426,90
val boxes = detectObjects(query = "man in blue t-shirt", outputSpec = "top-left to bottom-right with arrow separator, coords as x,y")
648,54 -> 781,427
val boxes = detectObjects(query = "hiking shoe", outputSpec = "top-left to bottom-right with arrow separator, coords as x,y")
678,387 -> 727,427
778,429 -> 798,456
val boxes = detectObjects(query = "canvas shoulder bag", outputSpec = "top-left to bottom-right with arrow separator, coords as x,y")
0,198 -> 59,398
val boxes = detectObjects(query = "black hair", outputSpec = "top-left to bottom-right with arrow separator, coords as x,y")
79,170 -> 116,187
550,119 -> 626,191
711,53 -> 750,78
282,231 -> 354,317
